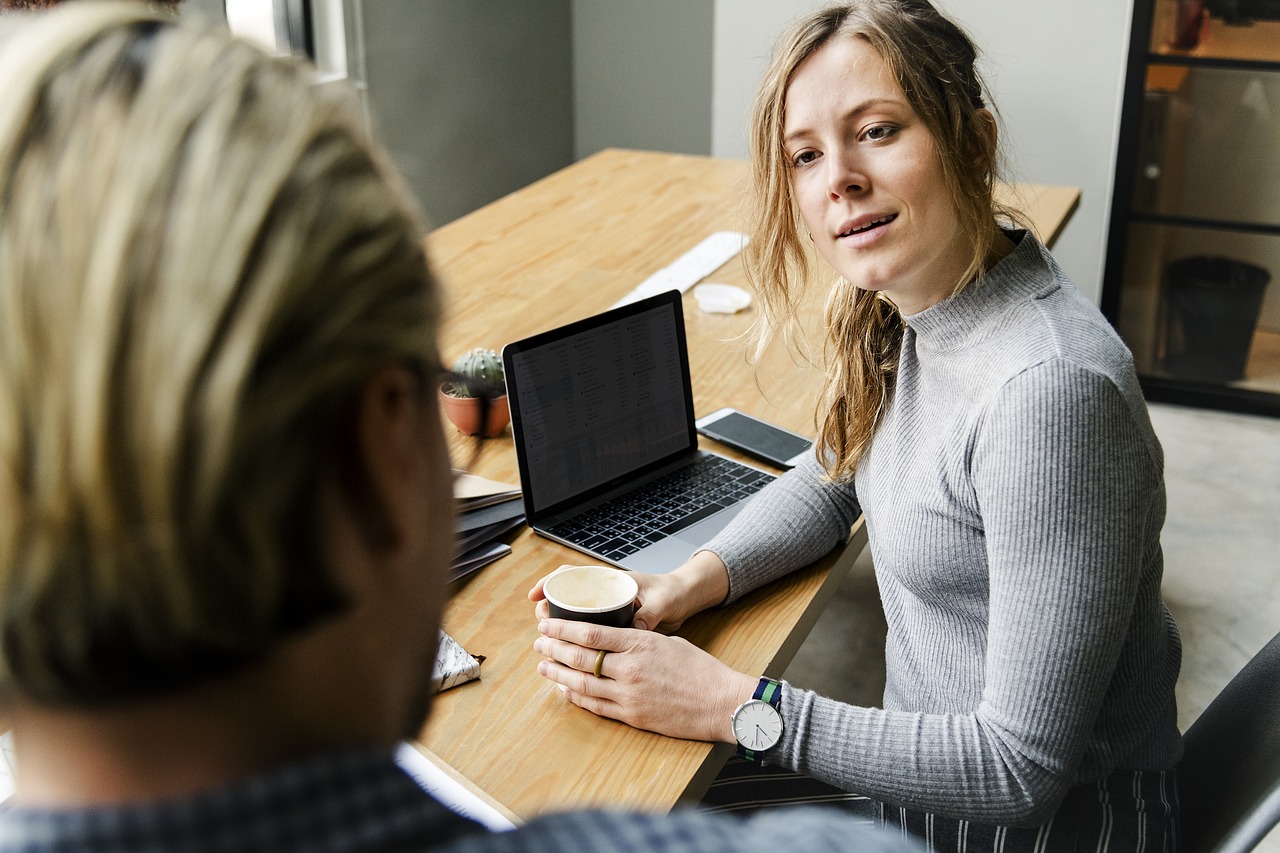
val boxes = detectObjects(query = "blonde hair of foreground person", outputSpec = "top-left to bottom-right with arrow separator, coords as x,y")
745,0 -> 1026,481
0,3 -> 439,706
0,0 -> 181,11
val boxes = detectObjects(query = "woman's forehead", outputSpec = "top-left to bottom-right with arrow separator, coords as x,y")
783,37 -> 907,138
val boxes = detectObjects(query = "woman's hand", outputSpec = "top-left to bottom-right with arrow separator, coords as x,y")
533,618 -> 757,743
528,550 -> 731,633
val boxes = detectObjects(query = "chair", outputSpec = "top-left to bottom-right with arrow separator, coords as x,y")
1179,630 -> 1280,853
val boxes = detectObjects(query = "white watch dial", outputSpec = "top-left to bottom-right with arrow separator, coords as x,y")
732,698 -> 783,751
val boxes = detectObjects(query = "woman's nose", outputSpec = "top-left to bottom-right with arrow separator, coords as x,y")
827,154 -> 868,201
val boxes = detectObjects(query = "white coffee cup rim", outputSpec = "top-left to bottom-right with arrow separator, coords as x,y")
543,565 -> 638,614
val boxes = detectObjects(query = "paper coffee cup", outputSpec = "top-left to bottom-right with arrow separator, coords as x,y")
542,565 -> 638,628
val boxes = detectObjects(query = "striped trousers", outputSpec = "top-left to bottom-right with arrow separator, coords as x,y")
700,758 -> 1179,853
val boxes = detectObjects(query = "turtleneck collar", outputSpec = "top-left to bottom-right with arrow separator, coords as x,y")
901,230 -> 1055,352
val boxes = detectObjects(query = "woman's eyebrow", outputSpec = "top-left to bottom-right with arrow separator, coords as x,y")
783,97 -> 901,146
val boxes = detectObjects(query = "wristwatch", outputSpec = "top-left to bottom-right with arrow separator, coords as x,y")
731,677 -> 783,764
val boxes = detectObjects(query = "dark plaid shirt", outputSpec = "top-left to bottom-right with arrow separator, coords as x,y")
0,746 -> 919,853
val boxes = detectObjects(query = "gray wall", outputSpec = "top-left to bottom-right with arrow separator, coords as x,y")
571,0 -> 714,160
178,0 -> 1133,284
180,0 -> 225,21
362,1 -> 573,228
708,0 -> 1135,304
938,0 -> 1133,304
180,0 -> 574,229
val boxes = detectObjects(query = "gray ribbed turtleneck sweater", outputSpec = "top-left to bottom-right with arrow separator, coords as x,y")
704,231 -> 1182,826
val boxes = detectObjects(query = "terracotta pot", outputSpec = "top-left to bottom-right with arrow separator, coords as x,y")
439,388 -> 510,437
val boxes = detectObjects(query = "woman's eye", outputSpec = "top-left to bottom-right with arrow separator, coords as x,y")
865,125 -> 897,142
790,150 -> 818,168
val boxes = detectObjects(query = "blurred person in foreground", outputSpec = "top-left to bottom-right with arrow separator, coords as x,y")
0,5 -> 921,852
0,0 -> 180,10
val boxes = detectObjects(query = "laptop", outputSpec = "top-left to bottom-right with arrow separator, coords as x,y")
502,290 -> 775,573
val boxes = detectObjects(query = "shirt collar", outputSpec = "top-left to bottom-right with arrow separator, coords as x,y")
902,229 -> 1055,352
0,745 -> 480,853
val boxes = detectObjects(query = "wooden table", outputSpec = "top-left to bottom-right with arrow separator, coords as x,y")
415,149 -> 1080,822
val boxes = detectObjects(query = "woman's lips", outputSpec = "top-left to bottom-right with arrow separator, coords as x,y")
837,213 -> 897,238
835,213 -> 897,246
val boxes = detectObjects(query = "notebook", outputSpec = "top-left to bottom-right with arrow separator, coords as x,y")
502,290 -> 774,573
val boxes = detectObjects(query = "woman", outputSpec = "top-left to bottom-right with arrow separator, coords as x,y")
531,1 -> 1181,849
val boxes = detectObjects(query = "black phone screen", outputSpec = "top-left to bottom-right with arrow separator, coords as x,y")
700,411 -> 811,467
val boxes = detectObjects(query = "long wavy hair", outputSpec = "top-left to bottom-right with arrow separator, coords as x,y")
745,0 -> 1023,481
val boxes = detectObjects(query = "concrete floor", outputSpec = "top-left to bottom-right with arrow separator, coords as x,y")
783,401 -> 1280,850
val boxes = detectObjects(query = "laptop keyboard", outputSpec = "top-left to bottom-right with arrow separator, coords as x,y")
545,455 -> 773,562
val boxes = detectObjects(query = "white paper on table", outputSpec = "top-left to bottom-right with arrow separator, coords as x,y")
611,230 -> 749,308
395,742 -> 517,831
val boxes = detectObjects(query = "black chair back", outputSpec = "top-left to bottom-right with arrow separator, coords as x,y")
1179,630 -> 1280,853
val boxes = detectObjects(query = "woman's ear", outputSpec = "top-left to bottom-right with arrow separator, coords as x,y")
971,108 -> 998,177
345,364 -> 424,553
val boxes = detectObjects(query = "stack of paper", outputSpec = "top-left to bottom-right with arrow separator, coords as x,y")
452,473 -> 524,581
454,472 -> 521,511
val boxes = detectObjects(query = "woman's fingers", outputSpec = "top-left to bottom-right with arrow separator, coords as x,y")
537,657 -> 616,698
536,617 -> 631,652
534,633 -> 610,675
629,572 -> 691,633
536,657 -> 629,722
532,624 -> 755,743
562,683 -> 625,720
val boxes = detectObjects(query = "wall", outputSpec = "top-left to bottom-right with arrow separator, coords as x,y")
571,0 -> 714,160
182,1 -> 1136,277
180,0 -> 224,21
361,1 -> 573,228
181,0 -> 574,229
709,0 -> 1136,304
710,0 -> 825,158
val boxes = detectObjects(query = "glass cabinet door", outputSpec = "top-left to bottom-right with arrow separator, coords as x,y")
1104,0 -> 1280,415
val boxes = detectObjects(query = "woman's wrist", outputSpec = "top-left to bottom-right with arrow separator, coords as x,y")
718,670 -> 761,744
674,549 -> 731,613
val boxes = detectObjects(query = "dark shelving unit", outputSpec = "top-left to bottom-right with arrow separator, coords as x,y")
1102,0 -> 1280,417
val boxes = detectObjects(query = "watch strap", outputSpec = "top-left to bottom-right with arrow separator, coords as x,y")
736,676 -> 782,764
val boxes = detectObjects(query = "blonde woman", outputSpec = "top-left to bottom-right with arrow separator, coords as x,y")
532,2 -> 1181,849
0,6 -> 922,853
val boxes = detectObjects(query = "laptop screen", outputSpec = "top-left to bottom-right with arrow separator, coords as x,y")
504,291 -> 696,516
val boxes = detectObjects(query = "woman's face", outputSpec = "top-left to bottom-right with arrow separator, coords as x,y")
782,35 -> 970,316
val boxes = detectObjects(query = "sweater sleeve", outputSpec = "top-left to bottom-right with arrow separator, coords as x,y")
772,360 -> 1165,826
702,450 -> 861,605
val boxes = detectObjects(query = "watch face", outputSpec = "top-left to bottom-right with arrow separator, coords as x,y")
732,699 -> 783,752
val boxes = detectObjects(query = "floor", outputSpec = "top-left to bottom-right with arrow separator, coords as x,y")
783,400 -> 1280,850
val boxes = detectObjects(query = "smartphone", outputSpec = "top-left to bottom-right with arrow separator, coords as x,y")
695,407 -> 813,469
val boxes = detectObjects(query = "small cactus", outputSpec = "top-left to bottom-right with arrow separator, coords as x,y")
448,347 -> 505,398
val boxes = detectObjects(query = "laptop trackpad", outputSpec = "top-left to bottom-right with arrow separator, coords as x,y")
621,503 -> 744,574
